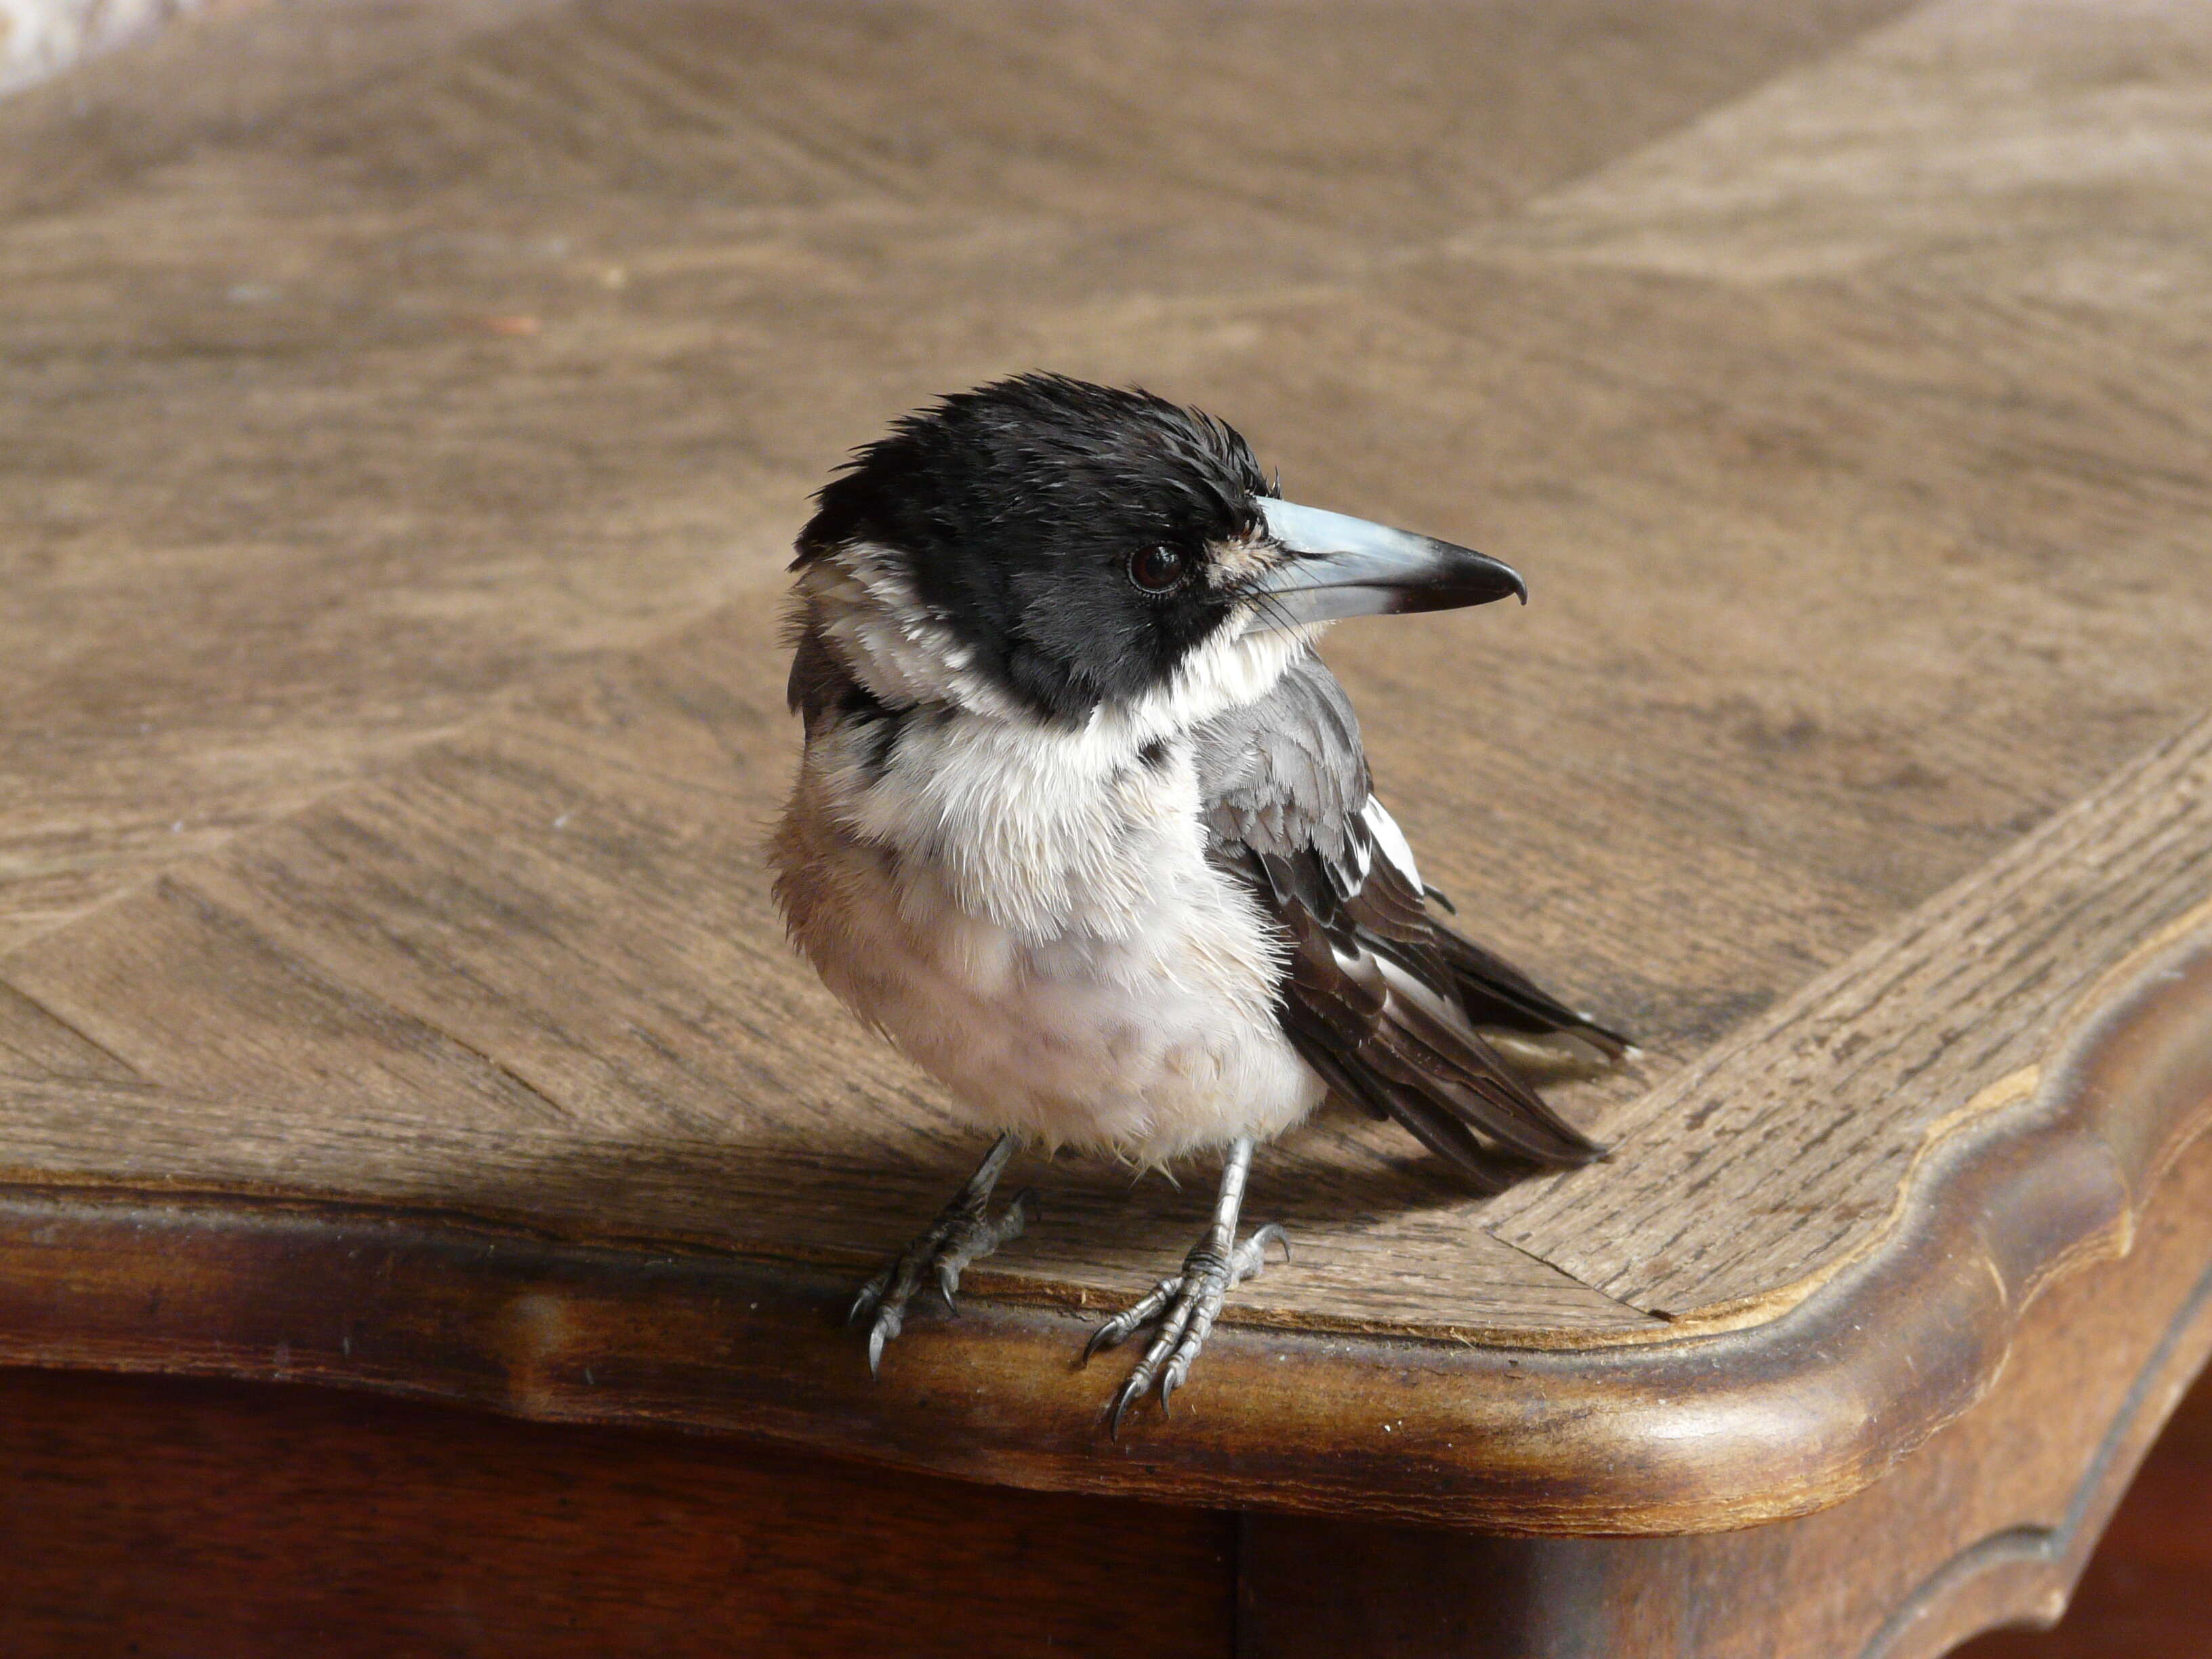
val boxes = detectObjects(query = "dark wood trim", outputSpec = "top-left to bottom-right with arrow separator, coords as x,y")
0,1366 -> 1236,1658
1858,1253 -> 2212,1656
1235,1132 -> 2212,1657
6,928 -> 2209,1534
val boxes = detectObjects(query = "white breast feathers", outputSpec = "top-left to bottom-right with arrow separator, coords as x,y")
770,553 -> 1328,1162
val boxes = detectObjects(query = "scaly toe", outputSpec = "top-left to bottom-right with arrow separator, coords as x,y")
1092,1223 -> 1292,1433
1159,1345 -> 1197,1404
1084,1276 -> 1179,1363
851,1187 -> 1033,1373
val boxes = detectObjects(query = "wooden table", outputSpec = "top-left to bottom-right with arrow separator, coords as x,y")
4,2 -> 2211,1653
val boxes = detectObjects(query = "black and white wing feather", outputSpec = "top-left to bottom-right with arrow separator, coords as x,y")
1195,653 -> 1624,1193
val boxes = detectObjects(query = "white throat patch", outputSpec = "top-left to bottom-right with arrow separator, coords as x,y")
793,539 -> 1317,939
773,536 -> 1331,1158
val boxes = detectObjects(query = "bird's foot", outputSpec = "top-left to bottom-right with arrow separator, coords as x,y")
1085,1223 -> 1290,1436
848,1185 -> 1036,1376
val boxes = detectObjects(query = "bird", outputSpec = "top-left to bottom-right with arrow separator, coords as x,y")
771,373 -> 1626,1433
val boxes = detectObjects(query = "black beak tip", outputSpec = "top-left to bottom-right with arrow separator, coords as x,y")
1461,548 -> 1527,609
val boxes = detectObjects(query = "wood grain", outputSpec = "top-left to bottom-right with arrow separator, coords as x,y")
1240,1124 -> 2212,1657
0,1367 -> 1233,1659
3,0 -> 2212,1542
1486,716 -> 2212,1323
3,600 -> 2211,1346
1957,1365 -> 2212,1657
5,922 -> 2209,1532
0,0 -> 1908,957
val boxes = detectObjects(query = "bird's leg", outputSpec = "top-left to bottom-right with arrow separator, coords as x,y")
849,1132 -> 1034,1376
1084,1136 -> 1290,1436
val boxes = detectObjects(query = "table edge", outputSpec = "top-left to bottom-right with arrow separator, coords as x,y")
3,925 -> 2207,1532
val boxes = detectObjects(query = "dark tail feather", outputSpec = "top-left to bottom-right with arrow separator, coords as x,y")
1368,987 -> 1607,1164
1433,925 -> 1633,1057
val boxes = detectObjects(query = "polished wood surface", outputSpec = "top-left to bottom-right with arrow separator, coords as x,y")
1960,1363 -> 2212,1658
8,926 -> 2211,1540
5,1126 -> 2209,1658
4,0 -> 2211,1603
0,1367 -> 1233,1658
1240,1124 -> 2212,1657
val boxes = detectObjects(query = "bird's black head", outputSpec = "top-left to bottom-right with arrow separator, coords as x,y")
794,373 -> 1528,726
796,375 -> 1271,723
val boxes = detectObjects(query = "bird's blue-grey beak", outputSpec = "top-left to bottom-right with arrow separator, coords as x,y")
1248,499 -> 1526,630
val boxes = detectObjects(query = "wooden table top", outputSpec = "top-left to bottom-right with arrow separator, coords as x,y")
3,0 -> 2209,1532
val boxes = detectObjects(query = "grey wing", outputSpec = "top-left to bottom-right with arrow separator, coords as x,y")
1195,653 -> 1621,1193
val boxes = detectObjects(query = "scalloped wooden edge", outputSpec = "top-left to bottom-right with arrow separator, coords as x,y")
1616,892 -> 2212,1345
2,920 -> 2207,1534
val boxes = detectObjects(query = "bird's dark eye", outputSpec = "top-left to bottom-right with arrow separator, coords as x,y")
1128,544 -> 1191,594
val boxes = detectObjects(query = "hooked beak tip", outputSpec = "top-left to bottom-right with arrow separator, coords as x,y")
1250,497 -> 1527,626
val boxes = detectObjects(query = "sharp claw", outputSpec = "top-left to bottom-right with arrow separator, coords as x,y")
1165,1342 -> 1199,1395
1089,1221 -> 1295,1430
848,1145 -> 1032,1375
1109,1372 -> 1147,1439
848,1278 -> 886,1327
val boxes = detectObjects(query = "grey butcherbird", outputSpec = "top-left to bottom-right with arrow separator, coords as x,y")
772,374 -> 1626,1433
